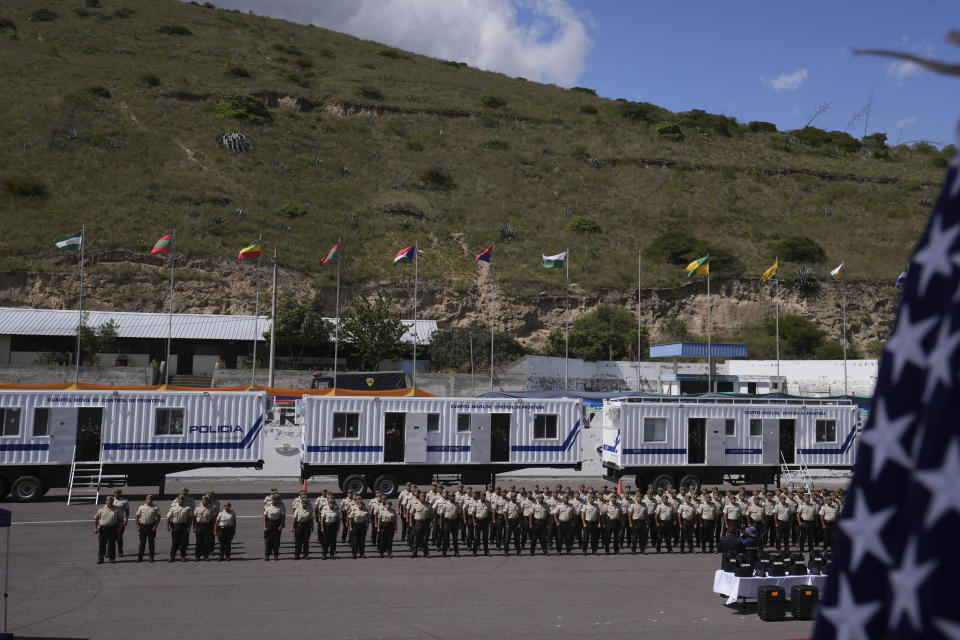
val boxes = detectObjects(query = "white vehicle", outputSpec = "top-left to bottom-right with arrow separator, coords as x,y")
300,395 -> 583,496
601,396 -> 860,491
0,389 -> 266,501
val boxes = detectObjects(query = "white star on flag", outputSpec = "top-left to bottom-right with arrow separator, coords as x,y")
912,214 -> 960,296
921,319 -> 960,401
882,306 -> 937,384
914,439 -> 960,529
838,488 -> 894,570
819,574 -> 882,640
887,536 -> 938,632
860,398 -> 914,481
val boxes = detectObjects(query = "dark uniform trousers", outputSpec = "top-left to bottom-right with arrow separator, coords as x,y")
378,522 -> 395,556
630,520 -> 647,553
264,519 -> 282,559
138,525 -> 157,559
584,521 -> 600,553
473,518 -> 490,555
351,522 -> 368,558
216,525 -> 235,560
169,523 -> 189,561
604,520 -> 621,554
341,513 -> 350,542
750,518 -> 766,546
504,518 -> 521,554
657,520 -> 674,553
294,520 -> 312,559
530,518 -> 549,555
822,521 -> 836,551
798,520 -> 815,551
322,522 -> 339,557
648,518 -> 660,549
441,518 -> 460,556
679,519 -> 695,553
370,518 -> 378,547
195,521 -> 214,560
776,520 -> 791,550
700,520 -> 715,553
98,524 -> 118,561
765,515 -> 777,547
413,519 -> 431,557
557,520 -> 574,554
116,524 -> 125,555
520,518 -> 530,550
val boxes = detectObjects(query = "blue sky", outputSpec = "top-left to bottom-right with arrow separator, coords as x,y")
217,0 -> 959,146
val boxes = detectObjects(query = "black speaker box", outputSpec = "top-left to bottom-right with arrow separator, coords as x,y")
767,562 -> 786,577
790,585 -> 819,620
758,585 -> 787,621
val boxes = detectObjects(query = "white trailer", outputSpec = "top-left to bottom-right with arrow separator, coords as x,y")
601,396 -> 860,491
300,396 -> 583,496
0,389 -> 266,501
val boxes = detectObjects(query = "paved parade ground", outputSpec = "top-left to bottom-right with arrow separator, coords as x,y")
4,479 -> 822,640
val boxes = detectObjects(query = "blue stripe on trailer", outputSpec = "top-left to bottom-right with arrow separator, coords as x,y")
426,445 -> 470,452
622,448 -> 687,455
0,443 -> 50,451
511,419 -> 581,452
725,448 -> 762,455
103,415 -> 265,451
797,425 -> 858,456
602,429 -> 622,453
305,445 -> 383,453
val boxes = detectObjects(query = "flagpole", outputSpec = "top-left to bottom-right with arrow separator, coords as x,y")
470,331 -> 476,396
251,233 -> 262,386
565,247 -> 570,390
490,243 -> 495,392
412,240 -> 418,392
842,264 -> 848,396
775,257 -> 780,382
165,229 -> 176,385
268,246 -> 278,388
74,224 -> 85,384
333,237 -> 341,393
707,266 -> 712,393
637,250 -> 642,392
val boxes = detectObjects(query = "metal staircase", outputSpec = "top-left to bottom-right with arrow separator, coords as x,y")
779,451 -> 814,493
67,447 -> 129,506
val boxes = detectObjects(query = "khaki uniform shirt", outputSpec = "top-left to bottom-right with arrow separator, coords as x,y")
723,503 -> 741,521
442,500 -> 460,520
136,504 -> 160,526
581,503 -> 600,522
193,504 -> 214,524
216,510 -> 236,528
677,504 -> 697,522
380,510 -> 397,524
603,503 -> 622,521
821,504 -> 839,522
113,497 -> 129,521
747,504 -> 764,523
96,505 -> 122,527
411,502 -> 433,522
697,503 -> 716,521
505,501 -> 521,520
775,503 -> 792,522
166,504 -> 192,525
655,503 -> 675,522
320,505 -> 339,525
532,503 -> 548,521
474,500 -> 492,520
556,503 -> 574,523
263,505 -> 283,522
520,498 -> 535,518
628,502 -> 647,523
350,507 -> 369,524
798,503 -> 818,522
293,505 -> 313,524
462,497 -> 476,517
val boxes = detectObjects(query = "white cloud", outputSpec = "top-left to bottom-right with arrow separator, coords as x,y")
210,0 -> 592,87
762,68 -> 808,93
887,60 -> 920,80
897,116 -> 917,129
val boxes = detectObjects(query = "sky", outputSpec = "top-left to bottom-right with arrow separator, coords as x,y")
209,0 -> 959,147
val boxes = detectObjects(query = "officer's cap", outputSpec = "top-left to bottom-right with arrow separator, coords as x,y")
146,494 -> 153,500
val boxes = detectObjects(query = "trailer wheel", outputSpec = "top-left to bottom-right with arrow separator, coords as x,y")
340,474 -> 368,496
634,475 -> 648,490
0,478 -> 8,499
11,476 -> 43,502
372,474 -> 399,498
651,474 -> 674,492
678,474 -> 701,493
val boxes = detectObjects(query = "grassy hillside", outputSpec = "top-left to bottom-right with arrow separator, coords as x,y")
0,0 -> 947,304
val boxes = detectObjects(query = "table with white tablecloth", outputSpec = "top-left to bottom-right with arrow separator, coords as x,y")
713,570 -> 828,605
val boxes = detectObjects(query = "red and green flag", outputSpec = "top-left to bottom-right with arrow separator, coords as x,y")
320,241 -> 341,264
150,234 -> 173,256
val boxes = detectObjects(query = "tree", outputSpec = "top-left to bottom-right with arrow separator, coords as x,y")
338,295 -> 406,370
814,341 -> 862,360
263,297 -> 333,360
429,323 -> 526,372
546,306 -> 648,362
77,312 -> 119,365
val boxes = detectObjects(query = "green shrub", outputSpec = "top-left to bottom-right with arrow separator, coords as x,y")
215,94 -> 272,123
156,24 -> 192,35
648,230 -> 705,265
568,143 -> 589,160
277,203 -> 308,218
790,127 -> 861,153
85,0 -> 101,7
112,7 -> 133,18
0,18 -> 16,31
479,139 -> 509,150
911,141 -> 936,154
578,104 -> 598,114
748,121 -> 777,133
675,109 -> 740,137
405,139 -> 424,151
2,175 -> 47,197
616,100 -> 665,123
357,85 -> 382,100
499,223 -> 517,241
319,47 -> 335,58
442,60 -> 467,68
138,71 -> 160,87
226,65 -> 250,77
814,340 -> 861,360
775,236 -> 826,263
295,55 -> 312,68
791,265 -> 820,295
564,216 -> 602,234
84,85 -> 111,99
419,166 -> 455,190
865,339 -> 884,358
29,9 -> 58,21
383,118 -> 406,137
285,71 -> 310,88
862,132 -> 887,149
571,86 -> 597,96
656,122 -> 684,142
481,95 -> 506,109
377,48 -> 402,59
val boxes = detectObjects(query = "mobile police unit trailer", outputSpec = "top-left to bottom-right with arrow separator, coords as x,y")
300,396 -> 583,496
0,389 -> 266,501
601,396 -> 860,491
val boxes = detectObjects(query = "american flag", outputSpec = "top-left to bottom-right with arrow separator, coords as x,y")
813,146 -> 960,638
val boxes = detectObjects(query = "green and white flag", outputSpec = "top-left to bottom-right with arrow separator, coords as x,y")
542,251 -> 566,269
54,230 -> 83,251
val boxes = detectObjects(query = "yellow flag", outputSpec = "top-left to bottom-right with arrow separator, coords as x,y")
761,259 -> 779,284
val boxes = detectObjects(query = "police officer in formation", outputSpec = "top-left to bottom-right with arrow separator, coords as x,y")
214,502 -> 236,561
111,489 -> 129,556
166,494 -> 192,562
134,494 -> 160,562
291,491 -> 314,560
93,495 -> 122,564
263,493 -> 284,560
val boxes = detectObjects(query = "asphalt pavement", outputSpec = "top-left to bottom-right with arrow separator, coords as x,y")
3,479 -> 819,640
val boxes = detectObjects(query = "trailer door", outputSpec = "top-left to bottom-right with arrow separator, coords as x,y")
404,413 -> 428,463
47,407 -> 77,462
705,418 -> 725,465
761,419 -> 780,465
687,418 -> 705,464
470,413 -> 491,463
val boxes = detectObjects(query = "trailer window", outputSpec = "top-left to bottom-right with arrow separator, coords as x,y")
155,408 -> 184,436
33,408 -> 50,437
0,408 -> 21,437
725,419 -> 736,437
427,413 -> 440,433
643,417 -> 666,443
749,419 -> 762,437
456,414 -> 471,432
815,420 -> 837,443
332,413 -> 360,439
533,414 -> 558,439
